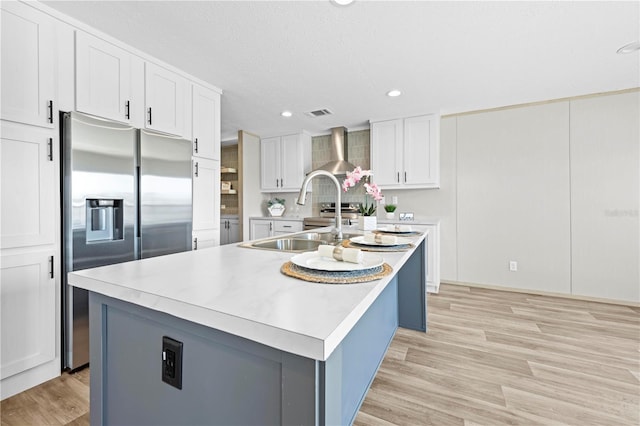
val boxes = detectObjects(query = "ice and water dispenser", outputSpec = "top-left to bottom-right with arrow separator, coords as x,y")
86,199 -> 124,242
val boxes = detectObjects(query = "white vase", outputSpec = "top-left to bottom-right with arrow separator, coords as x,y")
385,212 -> 395,220
358,216 -> 377,231
268,204 -> 285,217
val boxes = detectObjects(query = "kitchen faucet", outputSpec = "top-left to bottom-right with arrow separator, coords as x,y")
297,170 -> 343,240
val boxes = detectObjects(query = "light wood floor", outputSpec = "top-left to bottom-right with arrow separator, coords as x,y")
2,284 -> 638,425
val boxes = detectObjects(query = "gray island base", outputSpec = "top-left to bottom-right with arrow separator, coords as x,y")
85,238 -> 426,425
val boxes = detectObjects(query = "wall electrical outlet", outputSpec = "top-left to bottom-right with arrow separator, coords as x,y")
509,261 -> 518,272
162,336 -> 183,390
392,196 -> 398,205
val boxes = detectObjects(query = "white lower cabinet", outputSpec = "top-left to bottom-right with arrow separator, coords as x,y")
0,251 -> 56,381
423,224 -> 441,293
379,221 -> 440,293
250,219 -> 273,240
250,218 -> 302,239
273,220 -> 303,236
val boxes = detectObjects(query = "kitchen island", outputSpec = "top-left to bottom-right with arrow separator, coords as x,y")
68,225 -> 428,425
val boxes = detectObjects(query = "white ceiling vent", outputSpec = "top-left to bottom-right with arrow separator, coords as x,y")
305,109 -> 333,117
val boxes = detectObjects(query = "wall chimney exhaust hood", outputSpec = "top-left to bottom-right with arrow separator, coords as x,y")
315,127 -> 356,175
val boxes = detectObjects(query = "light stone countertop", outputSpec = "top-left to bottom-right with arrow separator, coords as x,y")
68,225 -> 428,361
249,216 -> 304,221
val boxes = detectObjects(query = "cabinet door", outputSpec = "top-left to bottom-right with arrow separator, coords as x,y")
280,134 -> 303,190
192,158 -> 220,232
145,62 -> 187,136
370,119 -> 403,187
219,220 -> 229,245
1,123 -> 56,249
260,137 -> 281,191
76,31 -> 134,123
192,85 -> 220,160
404,115 -> 439,187
274,220 -> 302,234
1,251 -> 56,380
1,2 -> 55,128
228,219 -> 240,244
192,229 -> 219,250
250,220 -> 273,240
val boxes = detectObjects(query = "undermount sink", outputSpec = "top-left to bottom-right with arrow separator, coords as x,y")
244,231 -> 361,252
296,232 -> 360,243
249,238 -> 327,252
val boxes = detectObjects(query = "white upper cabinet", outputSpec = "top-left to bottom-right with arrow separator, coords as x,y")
260,133 -> 311,192
1,123 -> 56,249
192,84 -> 221,160
75,31 -> 143,125
0,1 -> 55,128
144,62 -> 187,136
261,137 -> 281,191
371,114 -> 440,189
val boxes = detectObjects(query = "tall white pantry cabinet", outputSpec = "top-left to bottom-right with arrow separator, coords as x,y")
0,1 -> 222,399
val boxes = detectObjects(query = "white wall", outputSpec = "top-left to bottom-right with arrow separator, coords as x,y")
570,91 -> 639,301
381,90 -> 639,303
456,102 -> 571,293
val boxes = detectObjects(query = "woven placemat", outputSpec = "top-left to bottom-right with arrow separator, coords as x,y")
281,261 -> 393,284
341,239 -> 414,252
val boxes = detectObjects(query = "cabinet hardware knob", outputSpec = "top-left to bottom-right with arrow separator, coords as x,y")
193,237 -> 198,250
280,178 -> 283,187
47,138 -> 53,161
194,162 -> 199,177
404,171 -> 407,182
125,101 -> 130,119
194,138 -> 198,153
397,172 -> 400,183
148,107 -> 152,125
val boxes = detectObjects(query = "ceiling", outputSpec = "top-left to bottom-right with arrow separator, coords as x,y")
42,1 -> 639,141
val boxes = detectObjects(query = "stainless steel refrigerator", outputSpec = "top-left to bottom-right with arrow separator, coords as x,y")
61,112 -> 192,370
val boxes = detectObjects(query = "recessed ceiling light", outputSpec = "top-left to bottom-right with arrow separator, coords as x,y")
617,41 -> 640,54
387,90 -> 402,97
332,0 -> 354,5
281,111 -> 292,118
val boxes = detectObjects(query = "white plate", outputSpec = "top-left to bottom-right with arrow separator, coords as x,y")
350,236 -> 411,247
375,227 -> 414,234
290,251 -> 384,272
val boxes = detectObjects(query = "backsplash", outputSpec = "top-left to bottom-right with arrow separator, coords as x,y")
265,129 -> 371,217
311,129 -> 370,214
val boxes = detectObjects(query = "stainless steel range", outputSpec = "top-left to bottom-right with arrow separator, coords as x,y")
303,203 -> 362,230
